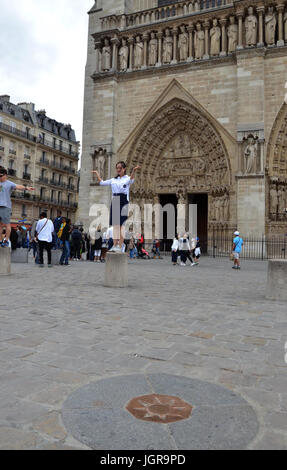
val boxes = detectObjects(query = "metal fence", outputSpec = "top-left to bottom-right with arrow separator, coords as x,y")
140,236 -> 287,260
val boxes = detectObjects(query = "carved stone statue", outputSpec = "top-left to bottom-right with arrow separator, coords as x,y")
194,23 -> 205,59
149,32 -> 158,66
227,16 -> 238,53
244,136 -> 258,174
119,38 -> 129,71
245,6 -> 258,46
223,193 -> 229,221
162,29 -> 173,64
269,183 -> 278,218
178,25 -> 188,61
265,6 -> 277,46
96,150 -> 106,178
284,11 -> 287,42
134,35 -> 144,69
101,38 -> 111,71
278,186 -> 286,215
210,19 -> 221,56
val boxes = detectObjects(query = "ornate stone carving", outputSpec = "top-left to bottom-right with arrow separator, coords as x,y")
101,38 -> 111,71
119,38 -> 129,71
227,16 -> 238,52
245,6 -> 258,46
265,6 -> 277,46
149,32 -> 158,66
162,29 -> 173,64
243,135 -> 258,174
178,25 -> 188,61
194,23 -> 205,59
210,19 -> 221,56
134,35 -> 144,69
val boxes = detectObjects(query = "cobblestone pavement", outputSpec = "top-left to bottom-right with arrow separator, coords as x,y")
0,256 -> 286,450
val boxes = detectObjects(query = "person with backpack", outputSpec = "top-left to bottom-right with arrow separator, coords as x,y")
71,226 -> 82,260
53,210 -> 63,249
232,230 -> 243,270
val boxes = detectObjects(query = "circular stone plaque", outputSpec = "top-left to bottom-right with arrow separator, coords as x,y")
62,373 -> 259,450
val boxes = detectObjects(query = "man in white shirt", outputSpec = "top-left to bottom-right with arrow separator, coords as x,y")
35,212 -> 54,267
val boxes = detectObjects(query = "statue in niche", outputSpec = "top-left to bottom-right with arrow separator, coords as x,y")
178,25 -> 188,61
101,38 -> 111,71
227,16 -> 238,53
194,23 -> 205,59
134,35 -> 144,69
269,183 -> 278,218
278,186 -> 286,216
244,136 -> 258,174
223,193 -> 229,221
265,6 -> 277,46
162,29 -> 173,64
95,150 -> 106,179
149,32 -> 158,66
210,19 -> 221,56
245,6 -> 258,46
284,11 -> 287,42
119,38 -> 129,71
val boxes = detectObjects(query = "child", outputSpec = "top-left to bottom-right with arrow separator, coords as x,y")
194,237 -> 201,265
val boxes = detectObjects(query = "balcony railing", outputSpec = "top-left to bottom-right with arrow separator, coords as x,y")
37,177 -> 49,184
0,121 -> 36,143
9,149 -> 16,155
8,169 -> 16,176
0,145 -> 4,152
23,173 -> 31,180
24,154 -> 31,160
39,158 -> 50,166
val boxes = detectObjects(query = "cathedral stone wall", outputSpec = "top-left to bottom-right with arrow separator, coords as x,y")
79,0 -> 287,240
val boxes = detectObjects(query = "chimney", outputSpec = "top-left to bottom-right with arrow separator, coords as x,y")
0,95 -> 10,103
18,102 -> 35,112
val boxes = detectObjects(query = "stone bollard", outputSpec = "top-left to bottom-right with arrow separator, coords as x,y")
50,249 -> 62,265
266,259 -> 287,301
0,247 -> 11,275
104,252 -> 128,288
11,248 -> 29,263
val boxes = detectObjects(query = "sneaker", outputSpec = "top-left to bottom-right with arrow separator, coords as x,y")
180,262 -> 186,266
48,264 -> 53,268
232,266 -> 237,269
110,245 -> 122,253
39,264 -> 44,268
191,263 -> 196,266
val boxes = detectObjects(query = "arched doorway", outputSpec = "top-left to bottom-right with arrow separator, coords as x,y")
117,83 -> 236,249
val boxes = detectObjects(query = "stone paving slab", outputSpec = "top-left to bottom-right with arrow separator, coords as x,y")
0,256 -> 286,449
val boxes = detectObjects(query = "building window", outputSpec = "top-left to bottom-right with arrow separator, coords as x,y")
21,205 -> 27,217
53,137 -> 56,149
59,140 -> 63,151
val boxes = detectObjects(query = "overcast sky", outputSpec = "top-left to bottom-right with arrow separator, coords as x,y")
0,0 -> 94,149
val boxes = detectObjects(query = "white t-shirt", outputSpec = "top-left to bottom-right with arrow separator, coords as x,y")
100,175 -> 134,201
36,218 -> 54,243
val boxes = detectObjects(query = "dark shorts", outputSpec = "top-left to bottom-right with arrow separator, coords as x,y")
109,194 -> 129,227
0,207 -> 12,224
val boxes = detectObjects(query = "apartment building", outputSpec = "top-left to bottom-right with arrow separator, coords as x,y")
0,95 -> 79,226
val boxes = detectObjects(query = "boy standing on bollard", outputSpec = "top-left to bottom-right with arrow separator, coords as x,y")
0,166 -> 34,248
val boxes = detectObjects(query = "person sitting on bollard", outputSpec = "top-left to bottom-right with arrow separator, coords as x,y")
92,161 -> 140,252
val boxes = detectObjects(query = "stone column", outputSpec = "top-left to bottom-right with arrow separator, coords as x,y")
156,31 -> 163,66
203,21 -> 210,59
277,4 -> 285,46
142,33 -> 149,69
220,18 -> 227,56
257,7 -> 265,47
171,27 -> 178,64
236,11 -> 244,49
94,41 -> 102,73
128,37 -> 134,71
187,24 -> 194,61
111,36 -> 119,71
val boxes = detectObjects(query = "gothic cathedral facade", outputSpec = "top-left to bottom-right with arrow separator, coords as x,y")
79,0 -> 287,245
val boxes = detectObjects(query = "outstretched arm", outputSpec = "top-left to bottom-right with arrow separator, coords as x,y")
130,166 -> 141,181
16,184 -> 34,191
91,170 -> 102,183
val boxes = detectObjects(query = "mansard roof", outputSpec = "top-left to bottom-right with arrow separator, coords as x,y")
0,98 -> 33,125
36,111 -> 77,142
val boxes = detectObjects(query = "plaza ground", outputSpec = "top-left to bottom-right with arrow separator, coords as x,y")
0,255 -> 286,449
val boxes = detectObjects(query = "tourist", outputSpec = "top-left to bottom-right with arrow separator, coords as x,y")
193,237 -> 201,265
101,229 -> 108,262
232,230 -> 243,270
71,225 -> 82,260
94,227 -> 102,262
53,210 -> 63,249
152,238 -> 161,259
128,235 -> 136,259
59,217 -> 71,266
0,166 -> 34,247
35,212 -> 54,267
179,233 -> 195,266
91,161 -> 140,252
107,226 -> 113,251
171,235 -> 179,265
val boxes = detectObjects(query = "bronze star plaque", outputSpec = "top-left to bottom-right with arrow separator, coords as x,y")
126,393 -> 192,423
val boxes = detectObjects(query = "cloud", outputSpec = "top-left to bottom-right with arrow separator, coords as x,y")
0,0 -> 93,144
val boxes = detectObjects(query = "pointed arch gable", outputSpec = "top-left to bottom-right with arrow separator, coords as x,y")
266,102 -> 287,178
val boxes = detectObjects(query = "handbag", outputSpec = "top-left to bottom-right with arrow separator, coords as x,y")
35,218 -> 48,242
229,252 -> 234,261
